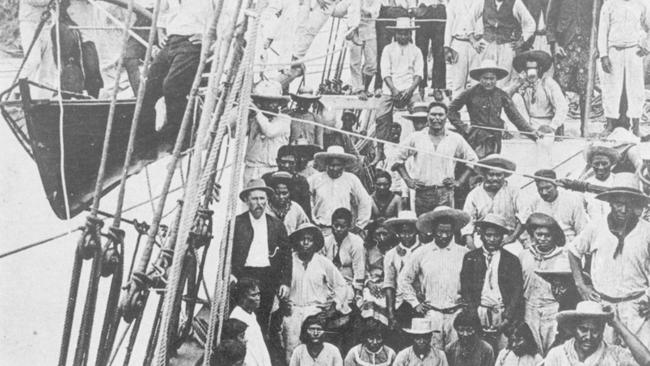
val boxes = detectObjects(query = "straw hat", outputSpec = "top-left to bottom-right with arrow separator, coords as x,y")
584,143 -> 620,164
525,212 -> 566,247
416,206 -> 471,233
534,269 -> 573,283
239,179 -> 275,201
403,318 -> 434,335
402,102 -> 429,120
595,172 -> 650,204
290,87 -> 321,102
512,50 -> 553,74
289,222 -> 325,252
607,127 -> 640,145
475,213 -> 511,234
266,171 -> 293,188
469,59 -> 509,81
557,301 -> 612,330
476,154 -> 517,177
384,211 -> 418,231
251,80 -> 290,102
313,145 -> 357,168
386,17 -> 419,30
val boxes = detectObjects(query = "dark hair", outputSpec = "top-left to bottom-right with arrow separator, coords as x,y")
374,169 -> 393,185
211,339 -> 246,366
222,318 -> 248,341
299,315 -> 326,344
277,145 -> 296,159
428,101 -> 448,114
234,277 -> 259,305
453,310 -> 482,333
508,321 -> 539,356
361,318 -> 385,339
534,169 -> 557,181
365,221 -> 398,250
332,207 -> 353,225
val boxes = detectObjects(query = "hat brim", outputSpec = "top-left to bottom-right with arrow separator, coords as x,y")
402,112 -> 428,120
469,67 -> 509,81
314,152 -> 358,168
239,186 -> 275,201
290,93 -> 321,101
416,209 -> 471,233
386,26 -> 420,30
557,312 -> 612,330
267,175 -> 293,188
384,218 -> 418,230
475,220 -> 511,234
289,225 -> 325,252
512,50 -> 553,74
252,94 -> 290,102
595,188 -> 650,203
534,270 -> 573,282
476,158 -> 517,177
402,328 -> 434,334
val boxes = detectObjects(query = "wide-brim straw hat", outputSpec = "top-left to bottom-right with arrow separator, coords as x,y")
475,213 -> 511,234
470,59 -> 509,81
266,171 -> 293,188
386,17 -> 420,30
384,211 -> 418,231
595,172 -> 650,204
584,143 -> 620,164
284,138 -> 323,160
402,102 -> 429,120
403,318 -> 434,334
239,179 -> 275,201
534,269 -> 574,283
476,154 -> 517,177
416,206 -> 471,233
557,301 -> 612,330
289,222 -> 325,252
313,145 -> 357,168
512,50 -> 553,74
251,80 -> 290,102
525,212 -> 566,247
290,87 -> 321,102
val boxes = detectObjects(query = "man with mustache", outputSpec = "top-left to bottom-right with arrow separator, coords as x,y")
567,172 -> 650,348
544,301 -> 650,365
231,179 -> 292,336
462,154 -> 522,250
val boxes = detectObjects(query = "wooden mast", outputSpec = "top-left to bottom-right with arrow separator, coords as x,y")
582,0 -> 602,136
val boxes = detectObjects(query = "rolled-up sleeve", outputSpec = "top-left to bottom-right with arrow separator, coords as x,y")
566,222 -> 596,258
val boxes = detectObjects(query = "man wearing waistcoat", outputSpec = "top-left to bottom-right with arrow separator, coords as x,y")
470,0 -> 536,88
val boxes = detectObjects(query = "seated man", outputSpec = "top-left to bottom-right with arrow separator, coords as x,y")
445,311 -> 495,366
393,318 -> 449,366
544,301 -> 650,365
344,318 -> 396,366
510,50 -> 568,135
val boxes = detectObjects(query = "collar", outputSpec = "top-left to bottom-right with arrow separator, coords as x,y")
426,127 -> 448,137
396,241 -> 420,256
482,247 -> 500,259
528,245 -> 563,260
249,212 -> 267,223
432,243 -> 453,251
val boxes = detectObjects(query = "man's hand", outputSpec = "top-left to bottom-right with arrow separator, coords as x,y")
638,297 -> 650,319
576,282 -> 601,302
463,235 -> 475,249
537,124 -> 555,135
188,33 -> 202,45
442,177 -> 460,188
158,28 -> 168,48
444,46 -> 459,64
638,46 -> 650,57
346,28 -> 358,41
404,177 -> 425,190
316,0 -> 329,10
387,312 -> 398,329
263,38 -> 273,50
471,37 -> 487,54
414,303 -> 429,315
278,285 -> 290,300
601,56 -> 613,74
511,37 -> 525,52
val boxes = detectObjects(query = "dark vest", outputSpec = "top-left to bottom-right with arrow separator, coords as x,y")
483,0 -> 522,44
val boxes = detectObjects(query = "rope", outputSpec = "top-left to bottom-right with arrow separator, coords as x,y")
0,228 -> 80,260
153,0 -> 230,362
252,47 -> 344,68
204,8 -> 259,364
259,109 -> 560,184
87,0 -> 149,47
469,124 -> 622,143
55,0 -> 71,222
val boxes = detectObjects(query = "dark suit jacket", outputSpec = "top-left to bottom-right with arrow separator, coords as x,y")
460,248 -> 524,321
546,0 -> 593,47
231,212 -> 292,287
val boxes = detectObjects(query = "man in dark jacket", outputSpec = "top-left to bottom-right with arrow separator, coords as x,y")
231,179 -> 292,335
262,145 -> 313,220
460,213 -> 524,353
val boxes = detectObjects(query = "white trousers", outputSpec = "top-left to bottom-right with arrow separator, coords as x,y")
447,38 -> 479,98
525,303 -> 559,356
349,38 -> 377,92
19,21 -> 57,99
602,47 -> 645,119
292,1 -> 348,59
480,42 -> 515,89
603,297 -> 650,349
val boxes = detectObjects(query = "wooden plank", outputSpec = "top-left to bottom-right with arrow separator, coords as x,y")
319,95 -> 380,110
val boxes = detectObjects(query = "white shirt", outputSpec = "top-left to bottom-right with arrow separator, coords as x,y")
289,253 -> 351,312
444,0 -> 479,47
383,242 -> 422,307
160,0 -> 215,36
518,190 -> 589,244
598,0 -> 650,57
584,174 -> 615,221
245,213 -> 271,267
308,172 -> 372,228
480,249 -> 503,306
380,41 -> 424,95
245,114 -> 291,169
230,306 -> 272,366
462,183 -> 522,236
